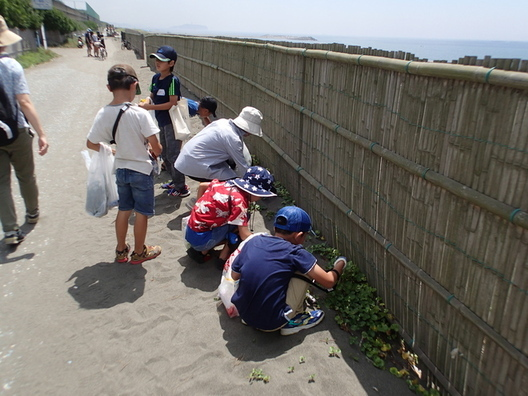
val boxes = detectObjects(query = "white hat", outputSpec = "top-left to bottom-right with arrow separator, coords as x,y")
233,106 -> 263,137
0,16 -> 22,47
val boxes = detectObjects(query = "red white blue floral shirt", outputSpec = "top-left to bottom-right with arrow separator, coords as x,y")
188,180 -> 250,231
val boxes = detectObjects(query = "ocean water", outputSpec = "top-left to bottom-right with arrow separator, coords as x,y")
313,35 -> 528,62
191,30 -> 528,62
168,26 -> 528,63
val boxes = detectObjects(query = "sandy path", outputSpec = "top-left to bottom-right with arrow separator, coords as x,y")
0,39 -> 413,395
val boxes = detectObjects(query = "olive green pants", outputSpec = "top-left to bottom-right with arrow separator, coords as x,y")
0,128 -> 39,233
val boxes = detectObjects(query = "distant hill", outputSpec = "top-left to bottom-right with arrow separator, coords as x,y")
260,34 -> 317,41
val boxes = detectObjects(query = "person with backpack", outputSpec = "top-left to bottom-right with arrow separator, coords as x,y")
0,16 -> 49,245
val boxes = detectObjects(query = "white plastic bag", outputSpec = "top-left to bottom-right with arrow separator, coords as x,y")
218,263 -> 240,318
82,143 -> 118,217
169,97 -> 191,141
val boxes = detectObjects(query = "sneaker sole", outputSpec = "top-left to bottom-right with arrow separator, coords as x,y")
4,237 -> 23,245
280,311 -> 325,336
4,230 -> 25,245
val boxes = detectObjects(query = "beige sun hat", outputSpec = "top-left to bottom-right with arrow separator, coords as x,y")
233,106 -> 263,137
0,16 -> 22,47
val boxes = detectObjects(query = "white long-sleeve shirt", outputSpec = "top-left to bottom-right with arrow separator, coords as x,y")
175,119 -> 251,180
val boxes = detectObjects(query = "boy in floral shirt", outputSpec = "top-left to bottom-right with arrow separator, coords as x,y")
185,166 -> 276,265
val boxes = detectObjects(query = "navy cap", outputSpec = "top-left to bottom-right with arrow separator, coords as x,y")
274,206 -> 313,233
149,45 -> 177,62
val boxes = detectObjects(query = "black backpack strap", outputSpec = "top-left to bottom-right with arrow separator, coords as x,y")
110,103 -> 131,144
0,71 -> 20,144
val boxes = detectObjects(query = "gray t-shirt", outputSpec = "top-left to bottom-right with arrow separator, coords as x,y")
175,118 -> 251,180
0,55 -> 30,128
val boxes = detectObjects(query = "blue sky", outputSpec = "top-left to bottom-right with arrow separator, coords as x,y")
65,0 -> 528,42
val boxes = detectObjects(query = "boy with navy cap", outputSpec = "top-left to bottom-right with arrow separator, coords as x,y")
230,206 -> 347,335
139,45 -> 189,197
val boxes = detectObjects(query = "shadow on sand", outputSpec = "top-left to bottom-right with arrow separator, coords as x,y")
67,261 -> 147,309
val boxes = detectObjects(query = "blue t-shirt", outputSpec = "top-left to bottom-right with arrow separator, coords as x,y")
187,98 -> 199,116
231,234 -> 317,330
150,73 -> 181,127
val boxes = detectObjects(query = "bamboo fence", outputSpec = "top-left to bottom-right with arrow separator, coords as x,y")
136,32 -> 528,395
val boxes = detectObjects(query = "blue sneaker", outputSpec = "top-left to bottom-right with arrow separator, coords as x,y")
167,186 -> 190,197
280,310 -> 325,335
161,182 -> 175,190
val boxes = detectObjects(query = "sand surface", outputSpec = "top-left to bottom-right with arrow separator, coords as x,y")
0,39 -> 413,395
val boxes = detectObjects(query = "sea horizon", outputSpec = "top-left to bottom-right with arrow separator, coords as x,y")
162,28 -> 528,63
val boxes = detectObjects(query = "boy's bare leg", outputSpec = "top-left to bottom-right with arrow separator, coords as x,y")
115,209 -> 132,251
133,212 -> 149,254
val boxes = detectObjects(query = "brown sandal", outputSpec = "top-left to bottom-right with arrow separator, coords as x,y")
129,245 -> 161,265
115,244 -> 130,263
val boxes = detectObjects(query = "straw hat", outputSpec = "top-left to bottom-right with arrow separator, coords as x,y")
0,16 -> 22,47
233,106 -> 263,137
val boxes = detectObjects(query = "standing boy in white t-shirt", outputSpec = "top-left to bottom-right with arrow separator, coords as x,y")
86,64 -> 163,265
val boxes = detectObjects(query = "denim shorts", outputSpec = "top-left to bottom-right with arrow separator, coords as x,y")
185,224 -> 234,251
116,168 -> 155,216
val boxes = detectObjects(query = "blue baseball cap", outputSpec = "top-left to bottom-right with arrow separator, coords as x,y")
149,45 -> 177,62
274,206 -> 313,233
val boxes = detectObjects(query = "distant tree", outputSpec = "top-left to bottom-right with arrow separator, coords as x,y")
40,8 -> 77,34
0,0 -> 42,30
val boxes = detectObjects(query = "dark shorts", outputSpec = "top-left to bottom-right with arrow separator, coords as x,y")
185,224 -> 234,251
116,168 -> 155,216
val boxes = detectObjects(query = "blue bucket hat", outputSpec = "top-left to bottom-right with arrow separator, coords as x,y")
149,45 -> 177,62
233,166 -> 276,197
274,206 -> 313,233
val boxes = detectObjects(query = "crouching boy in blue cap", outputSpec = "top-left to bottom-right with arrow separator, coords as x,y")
230,206 -> 347,335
